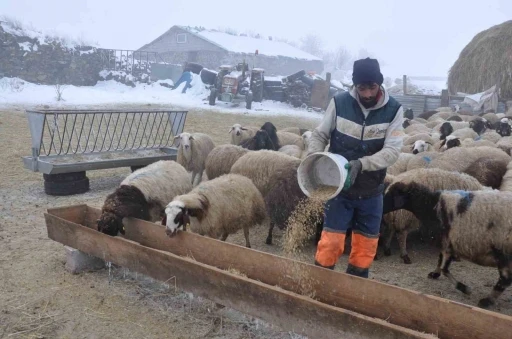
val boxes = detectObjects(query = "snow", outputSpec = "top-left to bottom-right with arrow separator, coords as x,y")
18,42 -> 32,52
0,76 -> 323,120
408,79 -> 447,95
186,28 -> 321,61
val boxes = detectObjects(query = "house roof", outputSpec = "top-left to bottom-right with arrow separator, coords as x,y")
177,26 -> 322,61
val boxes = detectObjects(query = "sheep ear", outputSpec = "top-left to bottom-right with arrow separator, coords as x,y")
189,135 -> 194,140
173,135 -> 180,141
241,127 -> 248,131
425,141 -> 432,145
228,127 -> 234,133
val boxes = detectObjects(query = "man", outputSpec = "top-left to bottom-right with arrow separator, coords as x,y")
308,57 -> 404,278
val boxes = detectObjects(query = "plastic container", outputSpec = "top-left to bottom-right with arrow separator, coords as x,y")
297,152 -> 349,200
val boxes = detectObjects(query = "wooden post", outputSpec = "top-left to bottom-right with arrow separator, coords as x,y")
403,75 -> 407,95
441,89 -> 449,107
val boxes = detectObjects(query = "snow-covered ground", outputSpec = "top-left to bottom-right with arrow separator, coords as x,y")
0,75 -> 323,120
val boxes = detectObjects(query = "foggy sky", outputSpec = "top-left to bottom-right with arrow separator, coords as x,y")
1,0 -> 511,79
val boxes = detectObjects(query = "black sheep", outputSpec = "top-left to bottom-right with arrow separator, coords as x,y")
260,122 -> 280,149
404,108 -> 414,120
240,130 -> 277,151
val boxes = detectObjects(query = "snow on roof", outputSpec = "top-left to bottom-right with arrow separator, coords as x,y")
180,27 -> 321,61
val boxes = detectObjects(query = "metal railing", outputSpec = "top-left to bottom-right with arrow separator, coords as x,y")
97,49 -> 166,75
26,109 -> 187,157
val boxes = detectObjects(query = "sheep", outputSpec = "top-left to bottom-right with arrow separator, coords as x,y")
164,173 -> 269,248
384,183 -> 512,308
447,115 -> 463,122
387,153 -> 415,176
277,131 -> 304,148
381,169 -> 483,264
439,135 -> 461,150
481,112 -> 500,125
496,136 -> 512,155
429,146 -> 511,173
428,111 -> 452,121
260,122 -> 280,149
425,119 -> 445,129
418,110 -> 441,120
496,118 -> 511,137
402,119 -> 412,129
229,124 -> 259,145
404,123 -> 430,135
278,144 -> 304,159
449,127 -> 478,141
280,127 -> 310,136
302,130 -> 312,149
468,117 -> 488,135
437,121 -> 470,140
205,144 -> 249,180
406,152 -> 441,171
240,129 -> 278,151
231,150 -> 301,196
413,117 -> 428,124
499,160 -> 512,192
97,160 -> 192,236
464,156 -> 509,189
412,140 -> 434,154
403,133 -> 435,146
462,139 -> 498,149
479,129 -> 502,143
175,132 -> 215,186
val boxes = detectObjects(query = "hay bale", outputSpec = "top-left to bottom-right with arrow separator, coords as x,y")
448,20 -> 512,98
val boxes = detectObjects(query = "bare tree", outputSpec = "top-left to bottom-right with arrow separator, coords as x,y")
299,34 -> 324,57
334,46 -> 353,70
54,83 -> 66,101
357,48 -> 373,60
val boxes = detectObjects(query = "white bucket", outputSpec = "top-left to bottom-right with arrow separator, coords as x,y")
297,152 -> 349,200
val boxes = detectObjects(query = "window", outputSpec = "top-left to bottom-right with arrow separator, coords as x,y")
177,33 -> 187,43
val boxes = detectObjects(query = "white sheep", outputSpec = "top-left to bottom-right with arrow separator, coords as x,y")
276,131 -> 305,149
384,183 -> 512,308
496,136 -> 512,155
381,168 -> 483,264
479,130 -> 502,143
205,144 -> 249,180
164,173 -> 269,248
175,132 -> 215,186
499,160 -> 512,192
230,150 -> 301,197
404,124 -> 430,135
387,153 -> 415,176
449,127 -> 478,141
405,152 -> 441,171
229,124 -> 259,145
97,160 -> 192,236
278,144 -> 304,159
279,127 -> 310,136
403,133 -> 435,146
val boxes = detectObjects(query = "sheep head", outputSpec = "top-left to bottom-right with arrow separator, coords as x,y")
439,122 -> 453,140
302,131 -> 312,149
164,200 -> 190,237
254,130 -> 275,150
97,211 -> 124,236
412,140 -> 432,154
440,135 -> 461,150
228,123 -> 249,136
175,132 -> 194,161
496,119 -> 511,137
469,118 -> 487,135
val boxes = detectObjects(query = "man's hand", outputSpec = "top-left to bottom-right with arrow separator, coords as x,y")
343,160 -> 362,191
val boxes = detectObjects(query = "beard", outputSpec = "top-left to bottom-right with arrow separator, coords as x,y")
360,96 -> 378,108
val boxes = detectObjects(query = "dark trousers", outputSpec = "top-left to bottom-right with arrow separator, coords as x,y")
314,193 -> 382,278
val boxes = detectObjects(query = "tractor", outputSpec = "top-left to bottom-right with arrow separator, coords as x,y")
207,61 -> 264,109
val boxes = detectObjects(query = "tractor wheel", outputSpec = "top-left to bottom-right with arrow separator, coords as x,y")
209,88 -> 217,106
43,172 -> 89,196
246,91 -> 253,110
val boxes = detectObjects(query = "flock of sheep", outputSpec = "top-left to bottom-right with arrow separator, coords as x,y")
382,105 -> 512,309
95,104 -> 512,310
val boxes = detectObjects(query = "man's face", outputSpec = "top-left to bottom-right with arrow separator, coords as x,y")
356,83 -> 380,108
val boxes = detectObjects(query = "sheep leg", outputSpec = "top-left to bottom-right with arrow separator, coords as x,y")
190,171 -> 197,186
478,253 -> 512,308
243,227 -> 251,248
397,230 -> 412,264
220,232 -> 229,241
429,246 -> 471,295
265,223 -> 275,245
383,227 -> 395,256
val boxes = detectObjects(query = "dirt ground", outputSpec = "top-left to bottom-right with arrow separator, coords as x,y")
1,105 -> 511,339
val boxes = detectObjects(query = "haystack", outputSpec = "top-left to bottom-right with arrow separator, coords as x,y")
448,20 -> 512,99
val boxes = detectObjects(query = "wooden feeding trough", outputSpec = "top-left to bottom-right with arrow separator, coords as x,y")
44,204 -> 512,339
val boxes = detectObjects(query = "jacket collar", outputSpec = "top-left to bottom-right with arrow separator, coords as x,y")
349,86 -> 389,112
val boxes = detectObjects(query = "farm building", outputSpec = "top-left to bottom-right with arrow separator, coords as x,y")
448,20 -> 512,99
137,25 -> 324,76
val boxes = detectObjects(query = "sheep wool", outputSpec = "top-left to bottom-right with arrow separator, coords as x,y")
277,131 -> 304,149
164,173 -> 269,248
229,124 -> 259,145
479,130 -> 502,143
205,144 -> 249,180
230,150 -> 301,197
499,160 -> 512,192
280,127 -> 310,136
387,153 -> 414,175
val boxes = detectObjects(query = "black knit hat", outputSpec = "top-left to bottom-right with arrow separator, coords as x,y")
352,57 -> 384,86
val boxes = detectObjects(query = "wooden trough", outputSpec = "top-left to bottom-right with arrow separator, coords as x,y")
44,204 -> 512,339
